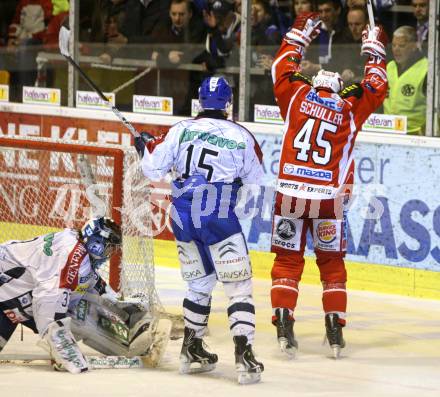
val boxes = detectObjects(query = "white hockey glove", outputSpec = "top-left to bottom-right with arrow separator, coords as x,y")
285,12 -> 321,48
361,25 -> 387,60
41,317 -> 88,374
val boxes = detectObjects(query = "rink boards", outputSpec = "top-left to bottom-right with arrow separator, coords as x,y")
1,104 -> 440,300
1,221 -> 439,300
153,238 -> 440,300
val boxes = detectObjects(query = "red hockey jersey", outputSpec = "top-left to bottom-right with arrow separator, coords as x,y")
271,41 -> 388,200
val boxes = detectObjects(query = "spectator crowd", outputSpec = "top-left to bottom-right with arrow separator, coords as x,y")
0,0 -> 433,134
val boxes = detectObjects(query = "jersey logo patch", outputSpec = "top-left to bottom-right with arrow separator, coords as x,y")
305,91 -> 344,112
179,128 -> 246,150
283,163 -> 333,181
60,242 -> 88,290
4,308 -> 28,324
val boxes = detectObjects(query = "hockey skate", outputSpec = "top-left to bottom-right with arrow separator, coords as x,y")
233,335 -> 264,385
273,308 -> 298,358
179,327 -> 218,374
325,313 -> 346,359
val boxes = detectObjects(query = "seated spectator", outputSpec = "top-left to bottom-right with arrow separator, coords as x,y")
383,26 -> 428,135
195,0 -> 240,71
150,0 -> 206,65
250,0 -> 281,119
251,0 -> 280,47
330,5 -> 367,84
292,0 -> 315,19
43,0 -> 68,50
411,0 -> 429,53
188,0 -> 240,113
0,1 -> 18,47
5,0 -> 53,100
147,0 -> 206,114
0,0 -> 18,87
131,0 -> 171,42
301,0 -> 350,77
88,0 -> 142,61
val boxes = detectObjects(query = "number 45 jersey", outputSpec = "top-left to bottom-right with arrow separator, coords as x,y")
140,117 -> 263,184
272,46 -> 388,200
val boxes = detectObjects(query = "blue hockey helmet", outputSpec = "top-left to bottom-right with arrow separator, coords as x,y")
81,217 -> 122,268
199,76 -> 232,111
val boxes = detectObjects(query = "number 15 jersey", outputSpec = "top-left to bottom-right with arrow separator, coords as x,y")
272,41 -> 388,200
140,117 -> 263,184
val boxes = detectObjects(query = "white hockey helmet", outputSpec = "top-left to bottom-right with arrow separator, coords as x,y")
312,70 -> 344,93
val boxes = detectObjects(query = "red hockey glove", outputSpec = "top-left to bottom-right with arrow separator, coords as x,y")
361,25 -> 387,59
285,12 -> 321,47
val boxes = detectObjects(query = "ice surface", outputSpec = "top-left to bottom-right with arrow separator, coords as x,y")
1,266 -> 439,397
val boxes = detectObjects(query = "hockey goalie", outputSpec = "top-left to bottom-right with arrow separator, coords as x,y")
0,217 -> 171,373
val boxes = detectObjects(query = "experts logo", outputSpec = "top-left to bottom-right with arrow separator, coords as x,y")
283,163 -> 332,181
305,91 -> 344,112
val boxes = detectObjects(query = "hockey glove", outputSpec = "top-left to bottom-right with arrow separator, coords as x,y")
134,131 -> 155,157
285,12 -> 321,48
361,25 -> 387,60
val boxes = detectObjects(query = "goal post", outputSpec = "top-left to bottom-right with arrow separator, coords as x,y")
0,135 -> 161,313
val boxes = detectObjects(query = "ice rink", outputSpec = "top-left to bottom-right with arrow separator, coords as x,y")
1,266 -> 439,397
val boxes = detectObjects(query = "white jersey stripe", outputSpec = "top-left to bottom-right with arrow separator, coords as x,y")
271,285 -> 299,293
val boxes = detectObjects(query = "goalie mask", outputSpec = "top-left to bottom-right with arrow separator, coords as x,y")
81,217 -> 122,269
312,70 -> 344,93
199,76 -> 232,112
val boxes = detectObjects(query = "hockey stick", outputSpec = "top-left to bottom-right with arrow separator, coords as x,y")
366,0 -> 375,29
58,26 -> 140,138
0,354 -> 144,369
0,317 -> 172,369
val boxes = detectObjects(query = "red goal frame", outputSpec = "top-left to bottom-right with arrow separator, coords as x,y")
0,137 -> 124,290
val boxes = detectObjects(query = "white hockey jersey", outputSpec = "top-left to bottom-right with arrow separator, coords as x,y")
0,229 -> 104,335
140,117 -> 264,183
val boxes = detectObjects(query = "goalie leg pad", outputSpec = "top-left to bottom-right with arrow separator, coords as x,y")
70,298 -> 132,357
42,317 -> 88,374
140,318 -> 172,368
70,296 -> 160,359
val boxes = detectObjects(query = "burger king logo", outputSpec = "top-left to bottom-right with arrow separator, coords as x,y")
317,221 -> 337,244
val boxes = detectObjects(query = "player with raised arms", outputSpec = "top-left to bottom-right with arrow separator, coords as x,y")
270,12 -> 388,358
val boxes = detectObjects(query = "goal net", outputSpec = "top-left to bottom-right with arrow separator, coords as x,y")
0,135 -> 162,313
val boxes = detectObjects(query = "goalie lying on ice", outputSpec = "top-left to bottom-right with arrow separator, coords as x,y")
0,217 -> 167,373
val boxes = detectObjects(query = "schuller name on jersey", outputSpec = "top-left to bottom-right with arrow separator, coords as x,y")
299,91 -> 344,125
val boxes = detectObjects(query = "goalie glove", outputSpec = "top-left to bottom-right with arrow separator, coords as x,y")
134,131 -> 155,157
361,25 -> 387,60
41,317 -> 88,374
285,12 -> 321,48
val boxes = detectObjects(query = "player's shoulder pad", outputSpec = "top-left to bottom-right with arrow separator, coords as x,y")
340,83 -> 363,99
289,71 -> 312,85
